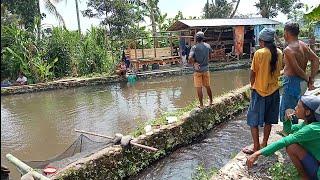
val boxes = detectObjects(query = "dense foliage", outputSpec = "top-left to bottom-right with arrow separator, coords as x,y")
1,6 -> 116,83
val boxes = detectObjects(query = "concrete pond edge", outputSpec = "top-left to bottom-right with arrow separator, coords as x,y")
51,85 -> 251,179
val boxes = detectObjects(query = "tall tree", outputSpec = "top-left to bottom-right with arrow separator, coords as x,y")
255,0 -> 299,18
203,0 -> 234,18
75,0 -> 81,33
42,0 -> 66,27
229,0 -> 240,18
2,0 -> 40,30
83,0 -> 143,43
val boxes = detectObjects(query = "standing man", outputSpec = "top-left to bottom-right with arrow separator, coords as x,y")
280,22 -> 319,124
188,31 -> 213,108
242,28 -> 283,154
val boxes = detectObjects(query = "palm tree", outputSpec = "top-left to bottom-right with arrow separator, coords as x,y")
229,0 -> 240,18
42,0 -> 66,28
74,0 -> 81,33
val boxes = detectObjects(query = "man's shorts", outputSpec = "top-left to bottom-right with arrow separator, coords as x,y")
279,76 -> 306,123
301,152 -> 319,180
194,71 -> 210,88
247,89 -> 280,127
280,93 -> 299,123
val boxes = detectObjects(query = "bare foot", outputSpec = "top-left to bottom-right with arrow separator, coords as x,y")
260,143 -> 267,148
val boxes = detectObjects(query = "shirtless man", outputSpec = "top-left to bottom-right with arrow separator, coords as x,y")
280,22 -> 319,124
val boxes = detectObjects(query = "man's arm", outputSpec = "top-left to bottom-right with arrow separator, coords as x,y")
306,46 -> 320,83
250,70 -> 255,87
188,46 -> 195,64
284,48 -> 309,81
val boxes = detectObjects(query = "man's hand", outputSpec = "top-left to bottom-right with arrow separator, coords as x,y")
285,109 -> 295,120
308,77 -> 316,91
246,151 -> 260,169
194,63 -> 200,71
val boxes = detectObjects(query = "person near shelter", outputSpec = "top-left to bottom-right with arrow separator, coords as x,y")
242,28 -> 283,154
280,22 -> 319,125
116,61 -> 127,76
188,31 -> 213,108
247,95 -> 320,180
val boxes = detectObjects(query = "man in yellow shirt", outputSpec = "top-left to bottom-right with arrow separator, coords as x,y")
242,28 -> 283,154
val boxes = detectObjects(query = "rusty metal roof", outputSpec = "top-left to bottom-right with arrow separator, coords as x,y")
167,18 -> 280,31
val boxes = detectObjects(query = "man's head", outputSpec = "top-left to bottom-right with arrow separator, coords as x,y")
284,22 -> 299,41
258,28 -> 275,47
18,71 -> 23,78
196,31 -> 205,42
295,95 -> 320,123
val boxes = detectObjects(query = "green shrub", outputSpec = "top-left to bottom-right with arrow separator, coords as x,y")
268,162 -> 299,180
192,163 -> 218,180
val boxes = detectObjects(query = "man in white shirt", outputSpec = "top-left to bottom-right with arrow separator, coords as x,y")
15,72 -> 27,85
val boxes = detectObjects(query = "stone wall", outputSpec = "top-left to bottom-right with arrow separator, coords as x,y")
1,76 -> 125,96
51,85 -> 251,180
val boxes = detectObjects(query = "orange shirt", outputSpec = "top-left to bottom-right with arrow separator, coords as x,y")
251,48 -> 283,96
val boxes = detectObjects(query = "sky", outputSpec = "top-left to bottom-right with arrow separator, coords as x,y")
40,0 -> 320,33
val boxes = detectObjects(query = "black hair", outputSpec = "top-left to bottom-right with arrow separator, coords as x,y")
263,41 -> 278,74
284,22 -> 300,37
301,101 -> 317,123
196,36 -> 204,42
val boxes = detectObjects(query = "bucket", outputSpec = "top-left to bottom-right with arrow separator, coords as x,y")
43,166 -> 57,175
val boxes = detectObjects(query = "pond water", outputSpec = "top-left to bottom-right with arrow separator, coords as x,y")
130,113 -> 250,180
1,69 -> 250,179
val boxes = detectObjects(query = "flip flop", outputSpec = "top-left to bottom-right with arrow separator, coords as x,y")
242,147 -> 255,155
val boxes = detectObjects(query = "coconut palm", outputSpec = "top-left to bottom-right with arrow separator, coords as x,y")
42,0 -> 66,28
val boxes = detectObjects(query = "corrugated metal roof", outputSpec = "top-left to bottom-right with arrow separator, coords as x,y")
167,18 -> 280,31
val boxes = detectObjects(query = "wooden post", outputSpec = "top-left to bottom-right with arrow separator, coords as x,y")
170,33 -> 173,56
6,154 -> 51,180
193,28 -> 197,45
141,38 -> 144,59
153,36 -> 157,58
134,40 -> 137,60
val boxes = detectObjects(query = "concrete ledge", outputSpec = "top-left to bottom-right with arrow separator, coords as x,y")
1,76 -> 125,96
51,85 -> 251,179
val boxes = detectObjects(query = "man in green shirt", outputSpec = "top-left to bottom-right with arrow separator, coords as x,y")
247,95 -> 320,180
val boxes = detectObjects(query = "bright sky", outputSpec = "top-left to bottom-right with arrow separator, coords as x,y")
40,0 -> 319,33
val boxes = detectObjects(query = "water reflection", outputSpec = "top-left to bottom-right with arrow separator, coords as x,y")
1,69 -> 249,179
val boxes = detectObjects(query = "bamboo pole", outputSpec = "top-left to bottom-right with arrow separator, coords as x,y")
75,129 -> 113,139
75,129 -> 158,152
6,154 -> 51,180
130,142 -> 158,152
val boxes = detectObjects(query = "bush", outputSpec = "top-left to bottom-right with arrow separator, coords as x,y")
268,162 -> 299,180
44,28 -> 77,78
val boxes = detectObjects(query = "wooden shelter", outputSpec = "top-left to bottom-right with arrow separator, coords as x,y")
167,18 -> 280,61
125,34 -> 188,71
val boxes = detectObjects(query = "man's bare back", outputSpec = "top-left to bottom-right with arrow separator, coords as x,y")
283,40 -> 309,78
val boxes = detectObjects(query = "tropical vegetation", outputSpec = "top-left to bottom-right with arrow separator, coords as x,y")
1,0 -> 318,84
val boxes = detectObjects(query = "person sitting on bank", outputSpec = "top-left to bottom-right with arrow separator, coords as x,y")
14,72 -> 27,85
1,77 -> 12,87
116,61 -> 127,76
247,95 -> 320,180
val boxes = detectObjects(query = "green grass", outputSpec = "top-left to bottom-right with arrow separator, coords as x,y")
268,162 -> 299,180
191,163 -> 218,180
